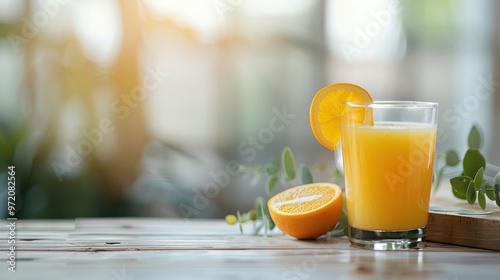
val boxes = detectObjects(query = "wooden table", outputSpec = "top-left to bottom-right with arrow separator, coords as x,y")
1,219 -> 499,279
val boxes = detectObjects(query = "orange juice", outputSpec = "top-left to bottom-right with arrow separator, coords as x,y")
341,122 -> 437,231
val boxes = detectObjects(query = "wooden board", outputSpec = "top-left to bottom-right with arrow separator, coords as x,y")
427,182 -> 500,251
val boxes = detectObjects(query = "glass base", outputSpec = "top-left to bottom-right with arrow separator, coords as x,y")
348,225 -> 426,250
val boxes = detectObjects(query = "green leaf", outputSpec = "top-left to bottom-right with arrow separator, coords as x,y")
495,172 -> 500,207
253,222 -> 264,235
266,175 -> 278,195
467,125 -> 482,149
260,202 -> 268,237
479,180 -> 488,195
254,197 -> 264,217
255,198 -> 267,236
247,210 -> 257,221
237,210 -> 243,234
466,181 -> 476,205
330,211 -> 348,237
495,183 -> 500,208
473,167 -> 484,190
478,192 -> 486,210
484,182 -> 494,190
265,158 -> 279,175
255,165 -> 262,173
282,147 -> 296,181
300,164 -> 313,184
463,149 -> 486,178
445,150 -> 460,167
486,189 -> 495,201
268,214 -> 275,230
450,176 -> 472,200
250,172 -> 261,186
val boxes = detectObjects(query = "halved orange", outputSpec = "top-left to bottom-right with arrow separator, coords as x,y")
268,183 -> 343,239
309,83 -> 373,150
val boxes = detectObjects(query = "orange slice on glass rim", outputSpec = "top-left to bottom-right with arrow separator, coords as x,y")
309,83 -> 373,150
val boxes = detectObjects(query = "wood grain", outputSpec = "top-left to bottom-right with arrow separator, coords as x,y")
427,212 -> 500,251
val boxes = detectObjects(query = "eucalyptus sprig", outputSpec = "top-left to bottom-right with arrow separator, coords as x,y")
225,146 -> 348,236
440,125 -> 500,210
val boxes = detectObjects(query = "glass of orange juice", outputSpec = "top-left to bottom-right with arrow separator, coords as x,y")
341,101 -> 438,250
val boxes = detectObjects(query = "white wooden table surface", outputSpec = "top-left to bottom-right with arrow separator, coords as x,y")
1,218 -> 499,279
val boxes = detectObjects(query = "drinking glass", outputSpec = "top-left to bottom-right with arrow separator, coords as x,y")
341,101 -> 438,250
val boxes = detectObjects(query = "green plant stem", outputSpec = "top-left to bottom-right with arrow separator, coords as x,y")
260,205 -> 268,237
434,166 -> 446,192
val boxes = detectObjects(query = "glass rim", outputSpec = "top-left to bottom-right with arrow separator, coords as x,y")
345,101 -> 438,109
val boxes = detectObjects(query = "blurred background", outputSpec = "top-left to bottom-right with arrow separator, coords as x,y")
0,0 -> 499,219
